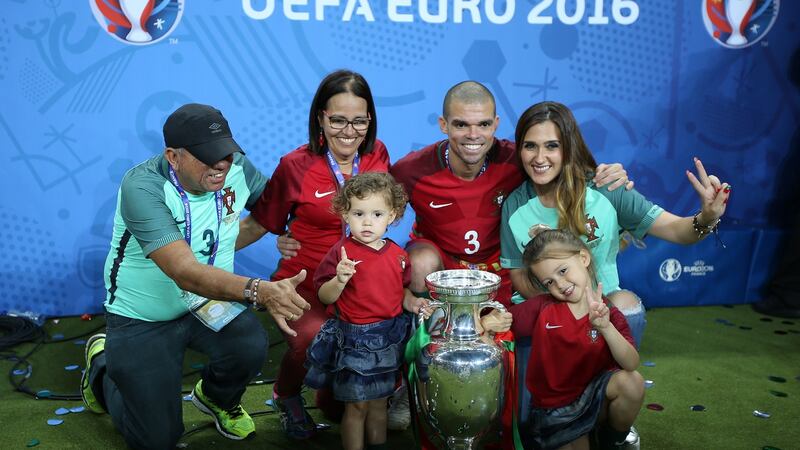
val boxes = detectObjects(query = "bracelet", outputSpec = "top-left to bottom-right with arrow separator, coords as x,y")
243,277 -> 261,307
692,212 -> 720,238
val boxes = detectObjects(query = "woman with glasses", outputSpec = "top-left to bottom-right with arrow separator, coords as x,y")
239,70 -> 389,440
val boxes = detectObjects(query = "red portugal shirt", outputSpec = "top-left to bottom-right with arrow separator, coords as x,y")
390,139 -> 523,265
250,142 -> 390,297
314,237 -> 411,324
510,294 -> 634,409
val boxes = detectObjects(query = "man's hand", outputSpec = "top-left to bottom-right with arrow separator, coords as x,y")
277,233 -> 301,260
257,270 -> 311,337
479,309 -> 513,334
594,163 -> 634,191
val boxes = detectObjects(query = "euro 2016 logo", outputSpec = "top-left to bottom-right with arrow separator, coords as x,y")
702,0 -> 779,49
90,0 -> 184,45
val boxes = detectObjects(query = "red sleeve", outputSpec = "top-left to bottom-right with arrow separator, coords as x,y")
509,294 -> 548,338
313,240 -> 342,294
402,249 -> 411,288
609,304 -> 635,348
250,149 -> 305,234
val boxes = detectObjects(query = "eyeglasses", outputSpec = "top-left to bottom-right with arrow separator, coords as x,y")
323,111 -> 370,132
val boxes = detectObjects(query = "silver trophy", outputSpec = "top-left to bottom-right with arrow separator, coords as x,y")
413,270 -> 507,450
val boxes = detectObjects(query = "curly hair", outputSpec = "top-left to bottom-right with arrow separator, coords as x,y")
522,228 -> 598,290
515,101 -> 598,238
331,172 -> 407,223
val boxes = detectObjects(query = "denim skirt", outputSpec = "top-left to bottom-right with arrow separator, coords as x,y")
525,370 -> 615,450
304,314 -> 410,402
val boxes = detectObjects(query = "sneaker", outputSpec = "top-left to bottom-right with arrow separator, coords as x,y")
271,391 -> 317,439
80,333 -> 106,414
387,385 -> 411,431
624,426 -> 640,449
191,380 -> 255,440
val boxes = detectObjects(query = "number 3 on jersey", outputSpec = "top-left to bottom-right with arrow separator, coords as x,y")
464,230 -> 480,255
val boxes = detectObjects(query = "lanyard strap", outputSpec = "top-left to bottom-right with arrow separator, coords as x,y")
325,150 -> 360,236
444,142 -> 488,178
168,165 -> 223,266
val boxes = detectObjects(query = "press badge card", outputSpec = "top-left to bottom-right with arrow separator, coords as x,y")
183,292 -> 246,332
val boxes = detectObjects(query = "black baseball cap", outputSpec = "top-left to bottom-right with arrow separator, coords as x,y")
163,103 -> 245,165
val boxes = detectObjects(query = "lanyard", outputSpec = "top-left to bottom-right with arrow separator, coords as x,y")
168,165 -> 223,266
444,143 -> 488,178
325,149 -> 360,236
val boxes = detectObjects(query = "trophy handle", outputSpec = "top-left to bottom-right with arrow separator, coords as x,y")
418,300 -> 446,328
478,300 -> 507,314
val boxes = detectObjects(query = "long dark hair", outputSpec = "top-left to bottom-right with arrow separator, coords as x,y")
308,69 -> 377,156
515,101 -> 598,238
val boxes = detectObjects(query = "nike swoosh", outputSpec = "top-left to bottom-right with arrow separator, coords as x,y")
315,190 -> 335,198
429,201 -> 453,209
545,323 -> 563,329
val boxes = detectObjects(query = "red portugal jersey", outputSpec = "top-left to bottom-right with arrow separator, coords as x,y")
390,139 -> 523,264
250,142 -> 390,298
314,237 -> 411,324
510,294 -> 634,409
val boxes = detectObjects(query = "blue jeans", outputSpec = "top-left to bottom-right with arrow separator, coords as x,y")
88,310 -> 267,450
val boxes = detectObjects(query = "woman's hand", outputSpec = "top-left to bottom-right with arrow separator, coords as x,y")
686,157 -> 730,225
594,163 -> 635,192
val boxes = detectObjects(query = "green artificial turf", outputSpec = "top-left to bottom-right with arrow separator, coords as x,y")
1,304 -> 798,449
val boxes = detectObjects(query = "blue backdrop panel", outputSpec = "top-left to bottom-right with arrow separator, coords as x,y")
1,1 -> 798,317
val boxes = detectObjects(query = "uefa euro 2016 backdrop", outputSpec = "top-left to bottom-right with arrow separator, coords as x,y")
1,1 -> 796,317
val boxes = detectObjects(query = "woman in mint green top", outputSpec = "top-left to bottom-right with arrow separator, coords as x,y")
499,101 -> 731,347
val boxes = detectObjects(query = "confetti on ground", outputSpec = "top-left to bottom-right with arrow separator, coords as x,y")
26,439 -> 39,447
183,394 -> 193,402
13,369 -> 27,376
54,408 -> 70,415
265,399 -> 274,407
644,380 -> 655,389
51,333 -> 64,340
46,419 -> 64,426
769,390 -> 788,398
74,340 -> 86,345
642,361 -> 656,367
768,376 -> 787,383
753,410 -> 771,419
37,390 -> 51,398
70,406 -> 85,413
64,364 -> 79,371
646,403 -> 664,411
715,318 -> 730,325
690,405 -> 706,411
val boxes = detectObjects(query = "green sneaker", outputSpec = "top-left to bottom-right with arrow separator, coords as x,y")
191,380 -> 255,440
80,333 -> 106,414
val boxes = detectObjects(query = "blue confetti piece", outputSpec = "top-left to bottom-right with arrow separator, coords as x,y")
37,390 -> 51,398
51,334 -> 64,340
644,380 -> 655,389
265,399 -> 274,407
13,369 -> 27,376
69,406 -> 85,413
74,339 -> 86,345
47,419 -> 64,426
55,408 -> 70,415
183,394 -> 193,402
642,361 -> 656,367
715,318 -> 729,324
64,365 -> 79,371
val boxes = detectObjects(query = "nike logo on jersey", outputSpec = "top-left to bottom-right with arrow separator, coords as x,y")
545,323 -> 563,329
315,190 -> 335,198
429,201 -> 453,209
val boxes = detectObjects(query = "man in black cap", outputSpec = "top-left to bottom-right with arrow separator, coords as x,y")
80,103 -> 310,448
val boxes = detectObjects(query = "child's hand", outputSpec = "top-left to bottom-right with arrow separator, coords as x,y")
336,247 -> 357,284
479,309 -> 513,334
586,282 -> 610,329
405,296 -> 433,318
